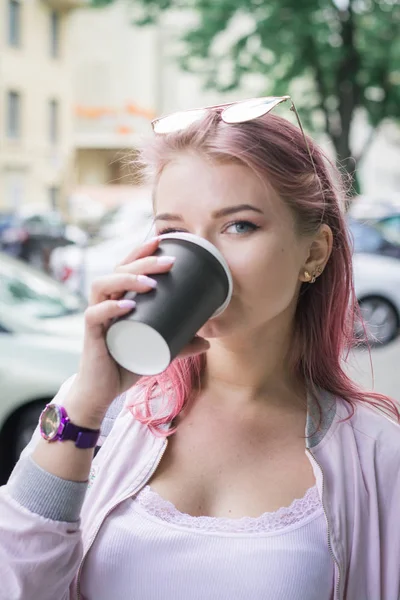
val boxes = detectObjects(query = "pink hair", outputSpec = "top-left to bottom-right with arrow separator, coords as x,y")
129,110 -> 399,434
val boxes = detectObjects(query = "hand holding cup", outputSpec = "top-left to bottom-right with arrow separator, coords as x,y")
65,237 -> 215,428
106,233 -> 233,376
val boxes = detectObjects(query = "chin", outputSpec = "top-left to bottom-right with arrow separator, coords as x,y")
198,313 -> 237,339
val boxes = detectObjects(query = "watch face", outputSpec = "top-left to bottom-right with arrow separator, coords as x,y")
40,405 -> 62,440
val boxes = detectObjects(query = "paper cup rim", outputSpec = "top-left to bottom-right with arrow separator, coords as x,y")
158,232 -> 233,318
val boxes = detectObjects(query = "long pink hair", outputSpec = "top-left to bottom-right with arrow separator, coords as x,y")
129,110 -> 399,433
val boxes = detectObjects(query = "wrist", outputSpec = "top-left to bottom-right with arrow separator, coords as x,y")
63,404 -> 104,431
62,393 -> 106,431
62,380 -> 112,430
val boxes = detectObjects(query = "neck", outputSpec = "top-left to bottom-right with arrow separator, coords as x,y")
202,319 -> 305,409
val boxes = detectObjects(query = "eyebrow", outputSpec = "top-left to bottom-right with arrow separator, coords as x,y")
154,203 -> 264,222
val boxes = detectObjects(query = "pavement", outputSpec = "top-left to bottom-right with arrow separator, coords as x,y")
346,337 -> 400,401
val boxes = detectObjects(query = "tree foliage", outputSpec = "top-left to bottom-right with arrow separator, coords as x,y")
93,0 -> 400,186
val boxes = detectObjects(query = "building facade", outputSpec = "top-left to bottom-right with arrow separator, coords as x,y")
1,0 -> 397,213
0,0 -> 81,211
68,2 -> 248,190
69,2 -> 169,189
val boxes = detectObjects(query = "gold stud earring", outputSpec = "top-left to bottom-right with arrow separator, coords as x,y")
304,270 -> 312,282
311,265 -> 323,284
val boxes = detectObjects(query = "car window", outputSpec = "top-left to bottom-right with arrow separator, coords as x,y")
0,255 -> 85,319
349,221 -> 383,253
375,216 -> 400,245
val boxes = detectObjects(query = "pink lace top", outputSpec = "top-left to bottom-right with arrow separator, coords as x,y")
81,484 -> 335,599
135,484 -> 322,534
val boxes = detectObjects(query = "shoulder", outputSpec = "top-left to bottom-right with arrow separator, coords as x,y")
336,396 -> 400,464
338,396 -> 400,436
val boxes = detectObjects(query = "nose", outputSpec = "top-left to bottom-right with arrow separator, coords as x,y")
192,229 -> 223,255
188,225 -> 217,245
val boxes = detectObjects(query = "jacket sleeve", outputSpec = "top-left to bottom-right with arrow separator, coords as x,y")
0,375 -> 87,600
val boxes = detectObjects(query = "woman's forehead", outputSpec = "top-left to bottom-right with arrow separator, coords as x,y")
154,155 -> 278,217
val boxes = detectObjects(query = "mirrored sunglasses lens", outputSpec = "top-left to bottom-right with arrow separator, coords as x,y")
222,97 -> 283,124
153,109 -> 208,134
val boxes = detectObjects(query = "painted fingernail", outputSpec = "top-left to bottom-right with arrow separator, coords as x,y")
156,256 -> 176,266
137,274 -> 158,288
117,299 -> 136,309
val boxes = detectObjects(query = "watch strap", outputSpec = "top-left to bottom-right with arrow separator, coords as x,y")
62,421 -> 100,449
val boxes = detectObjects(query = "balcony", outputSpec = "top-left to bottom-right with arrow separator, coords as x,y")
73,102 -> 155,149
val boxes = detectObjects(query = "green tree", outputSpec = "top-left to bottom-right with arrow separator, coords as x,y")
94,0 -> 400,192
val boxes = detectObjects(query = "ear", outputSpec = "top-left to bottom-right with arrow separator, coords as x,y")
299,224 -> 333,283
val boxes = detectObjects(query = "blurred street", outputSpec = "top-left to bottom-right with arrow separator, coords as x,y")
348,340 -> 400,402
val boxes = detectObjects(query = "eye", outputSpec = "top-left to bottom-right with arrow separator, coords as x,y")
224,221 -> 260,235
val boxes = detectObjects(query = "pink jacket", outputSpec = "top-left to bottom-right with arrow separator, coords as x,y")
1,378 -> 400,600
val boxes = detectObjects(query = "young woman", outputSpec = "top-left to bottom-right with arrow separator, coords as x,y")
1,97 -> 400,600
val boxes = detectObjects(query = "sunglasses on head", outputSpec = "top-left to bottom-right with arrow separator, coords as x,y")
151,95 -> 318,177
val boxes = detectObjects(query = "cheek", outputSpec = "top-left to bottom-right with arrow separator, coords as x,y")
228,242 -> 301,309
227,241 -> 295,287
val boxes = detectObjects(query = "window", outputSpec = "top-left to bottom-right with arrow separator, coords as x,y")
350,221 -> 383,253
375,216 -> 400,245
4,169 -> 25,209
49,99 -> 59,144
49,186 -> 59,209
8,0 -> 21,47
50,11 -> 60,57
6,91 -> 21,139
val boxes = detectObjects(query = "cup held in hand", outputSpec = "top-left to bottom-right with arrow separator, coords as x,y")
106,233 -> 232,376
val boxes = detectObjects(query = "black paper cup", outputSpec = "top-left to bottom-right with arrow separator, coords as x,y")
106,232 -> 233,375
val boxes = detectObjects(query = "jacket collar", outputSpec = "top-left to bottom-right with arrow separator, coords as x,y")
306,389 -> 337,449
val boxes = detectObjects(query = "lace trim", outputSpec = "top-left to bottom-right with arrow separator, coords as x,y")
133,485 -> 321,534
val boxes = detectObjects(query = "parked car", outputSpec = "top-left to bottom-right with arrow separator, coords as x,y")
18,209 -> 88,272
1,208 -> 88,272
353,253 -> 400,346
348,218 -> 400,260
0,212 -> 28,258
369,213 -> 400,247
0,253 -> 84,482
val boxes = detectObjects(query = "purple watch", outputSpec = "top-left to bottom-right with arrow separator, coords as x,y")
39,404 -> 100,449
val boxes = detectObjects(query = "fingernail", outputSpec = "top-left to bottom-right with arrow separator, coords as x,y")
156,256 -> 176,266
137,274 -> 158,288
117,299 -> 136,309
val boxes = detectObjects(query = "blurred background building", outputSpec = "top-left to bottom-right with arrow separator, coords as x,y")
2,0 -> 399,213
70,1 -> 158,189
68,1 -> 240,208
0,0 -> 84,211
0,0 -> 262,213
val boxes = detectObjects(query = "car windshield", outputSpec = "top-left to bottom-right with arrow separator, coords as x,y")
0,254 -> 85,319
349,221 -> 384,253
375,216 -> 400,245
